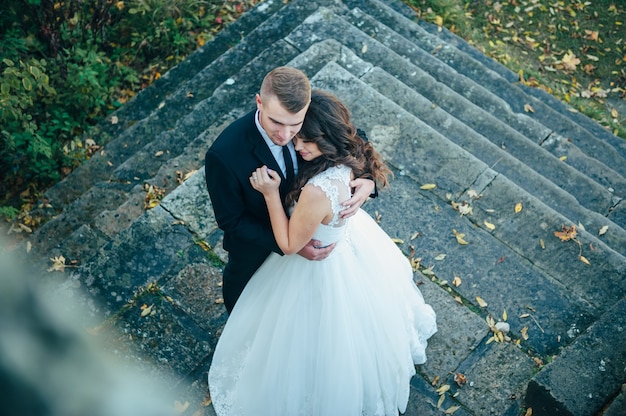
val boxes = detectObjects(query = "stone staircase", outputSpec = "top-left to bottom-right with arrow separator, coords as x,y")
21,0 -> 626,414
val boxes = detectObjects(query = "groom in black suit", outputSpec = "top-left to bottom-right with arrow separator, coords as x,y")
205,67 -> 375,313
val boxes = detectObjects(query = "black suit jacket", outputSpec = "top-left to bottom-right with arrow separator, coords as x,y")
205,110 -> 290,312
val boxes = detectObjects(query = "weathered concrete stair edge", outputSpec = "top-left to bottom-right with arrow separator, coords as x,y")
309,59 -> 626,312
359,66 -> 626,256
524,297 -> 626,416
338,1 -> 626,192
289,6 -> 626,209
412,9 -> 626,163
417,19 -> 626,158
284,11 -> 626,254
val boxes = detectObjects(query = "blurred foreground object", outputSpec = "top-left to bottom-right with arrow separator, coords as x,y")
0,239 -> 176,416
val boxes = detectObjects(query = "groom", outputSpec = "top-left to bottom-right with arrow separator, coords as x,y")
205,66 -> 375,313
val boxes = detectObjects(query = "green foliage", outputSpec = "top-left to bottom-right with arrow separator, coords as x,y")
0,0 -> 253,209
0,206 -> 20,221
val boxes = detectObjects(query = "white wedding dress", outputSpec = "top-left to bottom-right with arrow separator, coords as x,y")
208,165 -> 437,416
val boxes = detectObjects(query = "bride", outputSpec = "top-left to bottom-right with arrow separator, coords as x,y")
208,90 -> 437,416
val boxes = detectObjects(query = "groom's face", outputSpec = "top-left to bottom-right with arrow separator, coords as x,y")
256,94 -> 308,147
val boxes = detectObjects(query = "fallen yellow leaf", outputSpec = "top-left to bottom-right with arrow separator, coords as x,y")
484,220 -> 495,230
598,225 -> 609,236
453,373 -> 467,386
452,229 -> 469,245
437,393 -> 445,408
140,304 -> 154,317
515,202 -> 523,213
421,267 -> 435,276
520,326 -> 529,340
436,384 -> 451,395
561,50 -> 580,71
476,296 -> 488,308
48,255 -> 66,272
579,255 -> 591,265
452,275 -> 462,287
420,183 -> 437,190
554,224 -> 577,241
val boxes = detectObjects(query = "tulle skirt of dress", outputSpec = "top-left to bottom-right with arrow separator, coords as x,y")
208,210 -> 437,416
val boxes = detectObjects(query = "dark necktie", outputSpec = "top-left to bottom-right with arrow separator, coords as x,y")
282,145 -> 294,181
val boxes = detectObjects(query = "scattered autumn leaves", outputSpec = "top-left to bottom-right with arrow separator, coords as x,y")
420,182 -> 608,267
460,0 -> 625,137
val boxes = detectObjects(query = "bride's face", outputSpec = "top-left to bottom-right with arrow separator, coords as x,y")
293,135 -> 323,161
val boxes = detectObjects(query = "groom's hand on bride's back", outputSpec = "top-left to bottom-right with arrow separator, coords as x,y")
298,239 -> 336,260
340,177 -> 376,219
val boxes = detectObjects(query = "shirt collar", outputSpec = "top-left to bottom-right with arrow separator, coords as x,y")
255,110 -> 281,151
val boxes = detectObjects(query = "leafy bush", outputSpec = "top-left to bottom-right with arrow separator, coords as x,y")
1,0 -> 252,214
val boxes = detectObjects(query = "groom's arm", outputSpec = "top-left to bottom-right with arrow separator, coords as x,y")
339,128 -> 378,218
205,148 -> 282,254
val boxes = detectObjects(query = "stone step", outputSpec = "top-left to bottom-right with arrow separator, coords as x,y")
309,59 -> 623,335
525,298 -> 626,416
364,0 -> 626,170
417,18 -> 626,161
284,8 -> 626,255
338,1 -> 626,200
361,65 -> 626,255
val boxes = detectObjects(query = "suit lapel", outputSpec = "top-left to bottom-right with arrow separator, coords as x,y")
250,134 -> 292,196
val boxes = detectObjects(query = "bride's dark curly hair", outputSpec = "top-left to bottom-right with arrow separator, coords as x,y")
285,90 -> 391,206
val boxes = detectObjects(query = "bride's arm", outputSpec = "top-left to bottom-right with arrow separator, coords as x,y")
250,167 -> 329,255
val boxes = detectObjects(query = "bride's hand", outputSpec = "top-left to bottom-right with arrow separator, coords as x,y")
249,166 -> 281,195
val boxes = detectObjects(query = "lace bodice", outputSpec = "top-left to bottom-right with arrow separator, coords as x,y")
306,165 -> 352,245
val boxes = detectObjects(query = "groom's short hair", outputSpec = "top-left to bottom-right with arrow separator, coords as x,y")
260,67 -> 311,113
